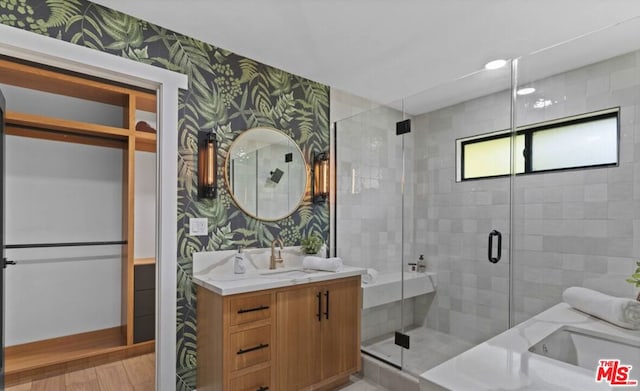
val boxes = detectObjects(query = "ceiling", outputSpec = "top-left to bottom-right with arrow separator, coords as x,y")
91,0 -> 640,113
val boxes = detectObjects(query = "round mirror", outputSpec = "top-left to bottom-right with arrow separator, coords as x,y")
225,127 -> 308,221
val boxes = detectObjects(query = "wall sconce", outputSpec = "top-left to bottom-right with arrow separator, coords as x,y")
313,152 -> 329,203
198,131 -> 217,199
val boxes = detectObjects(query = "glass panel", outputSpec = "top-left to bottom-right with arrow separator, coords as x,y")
531,115 -> 617,171
512,18 -> 640,329
335,102 -> 405,369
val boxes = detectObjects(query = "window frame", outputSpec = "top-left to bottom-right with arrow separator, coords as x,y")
457,107 -> 620,182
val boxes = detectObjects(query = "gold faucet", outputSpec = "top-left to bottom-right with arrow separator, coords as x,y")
270,238 -> 284,269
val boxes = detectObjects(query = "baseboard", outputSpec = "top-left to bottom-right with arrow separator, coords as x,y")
5,327 -> 154,387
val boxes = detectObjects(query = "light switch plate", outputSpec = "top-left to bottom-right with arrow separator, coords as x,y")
189,218 -> 208,236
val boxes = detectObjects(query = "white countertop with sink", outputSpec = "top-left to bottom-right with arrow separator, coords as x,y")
193,266 -> 365,295
192,248 -> 365,295
420,302 -> 640,391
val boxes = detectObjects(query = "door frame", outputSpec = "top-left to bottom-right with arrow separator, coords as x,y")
0,24 -> 188,390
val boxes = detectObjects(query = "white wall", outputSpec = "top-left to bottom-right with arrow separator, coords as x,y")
5,136 -> 123,345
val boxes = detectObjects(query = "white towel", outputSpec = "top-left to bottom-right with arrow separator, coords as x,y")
562,287 -> 640,330
362,268 -> 379,284
303,256 -> 343,272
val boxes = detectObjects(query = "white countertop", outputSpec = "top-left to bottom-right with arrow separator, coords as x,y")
420,303 -> 640,391
193,266 -> 365,296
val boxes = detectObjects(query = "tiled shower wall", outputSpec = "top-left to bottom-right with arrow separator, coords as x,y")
414,50 -> 640,344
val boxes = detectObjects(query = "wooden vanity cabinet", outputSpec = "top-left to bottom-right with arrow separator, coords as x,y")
277,276 -> 361,391
196,275 -> 361,391
197,288 -> 275,391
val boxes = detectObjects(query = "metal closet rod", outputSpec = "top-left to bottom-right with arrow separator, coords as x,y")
5,240 -> 128,249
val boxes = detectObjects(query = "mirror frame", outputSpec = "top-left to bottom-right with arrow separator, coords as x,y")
224,126 -> 309,222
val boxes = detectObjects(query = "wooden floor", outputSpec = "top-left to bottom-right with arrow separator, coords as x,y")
6,327 -> 122,378
5,353 -> 155,391
4,327 -> 154,386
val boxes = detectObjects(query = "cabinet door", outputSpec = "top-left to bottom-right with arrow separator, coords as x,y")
320,277 -> 360,380
276,286 -> 322,391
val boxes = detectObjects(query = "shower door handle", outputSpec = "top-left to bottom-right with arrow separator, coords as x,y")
488,230 -> 502,264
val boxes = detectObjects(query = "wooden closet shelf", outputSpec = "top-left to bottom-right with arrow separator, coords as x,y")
135,130 -> 156,141
6,111 -> 131,140
6,125 -> 126,150
134,257 -> 156,266
136,94 -> 157,113
135,131 -> 157,153
0,58 -> 157,112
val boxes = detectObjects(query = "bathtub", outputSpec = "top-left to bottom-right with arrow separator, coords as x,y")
361,271 -> 436,309
528,326 -> 640,371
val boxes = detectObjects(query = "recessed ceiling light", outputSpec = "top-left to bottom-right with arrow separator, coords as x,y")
484,59 -> 507,70
517,87 -> 536,95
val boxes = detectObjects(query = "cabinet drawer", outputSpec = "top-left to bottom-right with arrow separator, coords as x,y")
133,314 -> 154,343
134,264 -> 155,291
229,367 -> 270,391
134,289 -> 155,317
229,325 -> 271,371
229,294 -> 271,326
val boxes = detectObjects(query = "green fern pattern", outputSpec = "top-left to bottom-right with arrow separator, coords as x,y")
0,1 -> 330,389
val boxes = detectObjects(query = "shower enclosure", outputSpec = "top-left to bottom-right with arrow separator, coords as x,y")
334,17 -> 640,379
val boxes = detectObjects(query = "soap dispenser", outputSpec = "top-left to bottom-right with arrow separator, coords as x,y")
417,254 -> 426,273
234,247 -> 247,274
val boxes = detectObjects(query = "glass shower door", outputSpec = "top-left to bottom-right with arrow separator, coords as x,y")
335,103 -> 408,369
395,65 -> 515,376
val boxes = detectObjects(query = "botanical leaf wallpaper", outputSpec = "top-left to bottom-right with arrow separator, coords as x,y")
0,1 -> 330,389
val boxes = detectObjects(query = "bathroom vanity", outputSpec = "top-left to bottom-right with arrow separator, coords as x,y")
195,267 -> 363,391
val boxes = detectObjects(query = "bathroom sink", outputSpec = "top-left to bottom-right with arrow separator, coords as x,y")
205,268 -> 318,282
529,326 -> 640,371
258,268 -> 317,279
206,274 -> 249,282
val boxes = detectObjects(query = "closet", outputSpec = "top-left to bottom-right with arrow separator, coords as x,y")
0,57 -> 158,386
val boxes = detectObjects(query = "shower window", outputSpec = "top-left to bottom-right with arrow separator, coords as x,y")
457,108 -> 619,181
458,132 -> 525,180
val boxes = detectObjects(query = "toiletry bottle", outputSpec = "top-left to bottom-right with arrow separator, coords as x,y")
234,247 -> 247,274
417,254 -> 426,272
